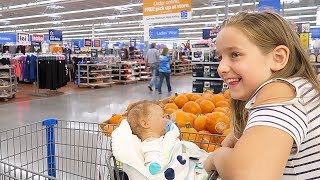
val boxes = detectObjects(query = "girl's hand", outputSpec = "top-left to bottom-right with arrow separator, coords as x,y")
203,152 -> 217,173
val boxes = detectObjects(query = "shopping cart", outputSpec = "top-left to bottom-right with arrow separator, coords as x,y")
0,119 -> 223,180
0,118 -> 114,180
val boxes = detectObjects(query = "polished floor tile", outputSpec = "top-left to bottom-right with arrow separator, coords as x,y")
0,75 -> 192,130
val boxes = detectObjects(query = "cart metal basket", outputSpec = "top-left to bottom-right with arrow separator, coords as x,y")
0,119 -> 223,180
0,119 -> 113,180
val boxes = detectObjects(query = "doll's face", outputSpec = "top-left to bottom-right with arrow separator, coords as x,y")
148,105 -> 169,136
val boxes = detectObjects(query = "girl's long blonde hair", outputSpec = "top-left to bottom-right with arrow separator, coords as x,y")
221,11 -> 320,136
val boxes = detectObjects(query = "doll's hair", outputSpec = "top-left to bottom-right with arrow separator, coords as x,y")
127,100 -> 160,139
220,11 -> 320,135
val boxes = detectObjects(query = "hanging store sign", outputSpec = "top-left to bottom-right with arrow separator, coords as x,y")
258,0 -> 280,14
31,41 -> 42,53
93,39 -> 101,47
32,34 -> 44,42
17,32 -> 31,45
0,33 -> 16,44
130,38 -> 136,47
143,0 -> 192,23
101,40 -> 109,47
85,39 -> 92,47
91,49 -> 98,58
311,28 -> 320,39
49,29 -> 63,41
149,28 -> 179,39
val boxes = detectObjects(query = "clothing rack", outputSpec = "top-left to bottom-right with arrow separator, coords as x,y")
30,54 -> 67,97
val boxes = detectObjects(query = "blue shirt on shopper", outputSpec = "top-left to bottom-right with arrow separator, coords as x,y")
159,55 -> 171,73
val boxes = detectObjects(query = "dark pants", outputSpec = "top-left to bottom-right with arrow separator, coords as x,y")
158,72 -> 171,93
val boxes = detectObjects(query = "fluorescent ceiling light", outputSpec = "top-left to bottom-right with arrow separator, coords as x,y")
283,6 -> 317,11
48,14 -> 62,18
0,13 -> 142,29
3,0 -> 66,10
285,14 -> 317,20
47,5 -> 64,9
192,2 -> 256,11
114,6 -> 133,11
0,3 -> 142,21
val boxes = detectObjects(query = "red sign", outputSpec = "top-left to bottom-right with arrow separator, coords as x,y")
33,34 -> 44,42
94,39 -> 101,47
85,39 -> 92,47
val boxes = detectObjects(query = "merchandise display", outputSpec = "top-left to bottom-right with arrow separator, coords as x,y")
191,43 -> 227,93
0,0 -> 319,180
0,65 -> 17,101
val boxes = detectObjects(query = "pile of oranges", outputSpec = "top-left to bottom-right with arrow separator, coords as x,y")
101,89 -> 232,153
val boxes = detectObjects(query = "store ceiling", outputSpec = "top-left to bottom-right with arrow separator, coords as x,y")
0,0 -> 319,43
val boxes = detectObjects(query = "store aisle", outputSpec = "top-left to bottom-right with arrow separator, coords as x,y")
0,75 -> 192,130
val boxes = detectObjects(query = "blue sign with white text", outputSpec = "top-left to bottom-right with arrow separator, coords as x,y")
311,28 -> 320,39
101,40 -> 109,47
49,29 -> 63,41
149,28 -> 179,39
258,0 -> 280,13
0,33 -> 16,44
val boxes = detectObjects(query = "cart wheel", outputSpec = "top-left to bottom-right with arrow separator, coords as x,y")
12,94 -> 15,98
4,98 -> 8,102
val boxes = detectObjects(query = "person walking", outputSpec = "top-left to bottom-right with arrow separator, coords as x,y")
158,47 -> 172,94
145,43 -> 160,91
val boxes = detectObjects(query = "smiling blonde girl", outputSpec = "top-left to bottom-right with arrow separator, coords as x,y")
204,11 -> 320,179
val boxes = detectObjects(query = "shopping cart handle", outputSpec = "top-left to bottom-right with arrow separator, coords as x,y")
208,170 -> 219,180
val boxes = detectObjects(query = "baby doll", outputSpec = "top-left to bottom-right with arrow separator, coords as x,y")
127,100 -> 177,175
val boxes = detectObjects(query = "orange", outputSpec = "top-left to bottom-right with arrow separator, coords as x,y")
108,114 -> 123,124
213,107 -> 229,114
174,94 -> 189,108
205,112 -> 230,134
164,103 -> 179,110
193,115 -> 208,132
215,100 -> 230,108
182,101 -> 202,115
200,100 -> 215,113
200,138 -> 221,152
181,124 -> 197,141
223,89 -> 231,99
190,94 -> 202,101
103,124 -> 118,137
211,94 -> 226,104
164,108 -> 176,115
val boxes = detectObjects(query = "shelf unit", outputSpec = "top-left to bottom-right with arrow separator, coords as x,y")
77,63 -> 114,88
171,61 -> 186,76
183,60 -> 192,74
191,45 -> 226,93
0,66 -> 17,101
111,61 -> 140,84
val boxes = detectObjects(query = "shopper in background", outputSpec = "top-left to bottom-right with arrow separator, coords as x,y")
158,47 -> 172,94
146,43 -> 160,91
204,11 -> 320,179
